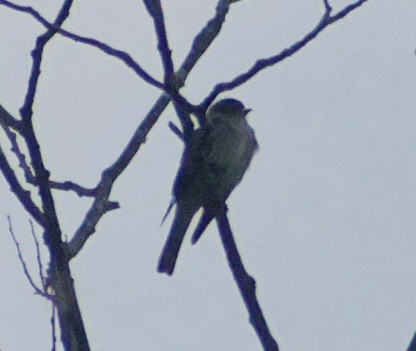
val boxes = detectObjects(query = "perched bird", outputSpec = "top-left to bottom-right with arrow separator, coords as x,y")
157,98 -> 258,275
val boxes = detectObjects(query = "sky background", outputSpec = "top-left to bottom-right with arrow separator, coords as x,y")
1,0 -> 416,350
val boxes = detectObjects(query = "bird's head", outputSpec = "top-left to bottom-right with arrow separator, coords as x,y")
206,98 -> 251,125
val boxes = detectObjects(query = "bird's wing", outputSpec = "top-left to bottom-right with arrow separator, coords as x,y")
204,122 -> 258,200
173,129 -> 207,207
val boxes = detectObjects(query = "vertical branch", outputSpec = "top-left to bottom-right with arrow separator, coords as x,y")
142,0 -> 174,83
216,207 -> 280,351
30,219 -> 46,290
143,0 -> 197,138
0,115 -> 36,183
17,0 -> 91,349
0,146 -> 45,225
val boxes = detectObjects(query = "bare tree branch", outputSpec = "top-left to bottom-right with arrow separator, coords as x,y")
216,207 -> 279,351
4,129 -> 97,196
143,0 -> 174,83
142,0 -> 200,139
201,0 -> 369,108
29,219 -> 46,291
49,180 -> 97,197
8,216 -> 50,298
68,179 -> 121,258
0,0 -> 164,91
168,121 -> 184,141
67,95 -> 168,257
173,101 -> 196,140
10,0 -> 92,349
323,0 -> 332,13
18,0 -> 69,253
0,103 -> 22,130
51,304 -> 57,351
0,112 -> 35,183
0,147 -> 45,225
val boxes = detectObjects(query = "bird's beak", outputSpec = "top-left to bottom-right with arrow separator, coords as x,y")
244,108 -> 252,115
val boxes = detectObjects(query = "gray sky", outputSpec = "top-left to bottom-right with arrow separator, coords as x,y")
1,1 -> 416,350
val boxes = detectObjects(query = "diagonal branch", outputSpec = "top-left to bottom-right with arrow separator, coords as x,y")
0,0 -> 164,91
0,147 -> 45,226
176,0 -> 233,81
17,0 -> 74,121
142,0 -> 199,137
143,0 -> 175,83
29,219 -> 46,291
8,216 -> 50,298
68,95 -> 168,257
0,104 -> 22,130
216,206 -> 279,351
1,106 -> 97,198
4,130 -> 97,196
201,0 -> 369,108
168,121 -> 184,141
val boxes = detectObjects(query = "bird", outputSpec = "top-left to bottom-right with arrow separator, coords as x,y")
157,98 -> 258,275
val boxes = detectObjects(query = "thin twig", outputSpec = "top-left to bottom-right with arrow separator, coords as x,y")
143,0 -> 175,83
29,219 -> 46,291
142,0 -> 200,136
176,0 -> 233,80
201,0 -> 369,108
168,121 -> 184,141
51,303 -> 57,351
0,0 -> 163,91
49,180 -> 97,197
323,0 -> 332,13
0,147 -> 45,226
216,207 -> 279,351
0,116 -> 36,183
1,107 -> 96,197
17,0 -> 92,347
173,103 -> 194,140
8,216 -> 50,298
0,103 -> 22,130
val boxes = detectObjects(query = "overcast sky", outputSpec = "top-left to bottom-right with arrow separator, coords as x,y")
1,1 -> 416,350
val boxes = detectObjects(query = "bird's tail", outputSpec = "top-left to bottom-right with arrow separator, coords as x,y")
191,210 -> 214,244
158,207 -> 194,275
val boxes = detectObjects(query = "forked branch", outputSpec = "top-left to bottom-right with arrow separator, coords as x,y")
200,0 -> 369,108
